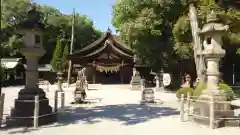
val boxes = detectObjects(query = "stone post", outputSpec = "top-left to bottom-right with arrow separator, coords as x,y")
180,94 -> 185,122
9,5 -> 55,126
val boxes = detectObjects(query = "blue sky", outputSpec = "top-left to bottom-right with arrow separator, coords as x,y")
34,0 -> 117,33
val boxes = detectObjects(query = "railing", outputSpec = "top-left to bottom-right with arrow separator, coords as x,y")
0,90 -> 65,128
180,92 -> 240,129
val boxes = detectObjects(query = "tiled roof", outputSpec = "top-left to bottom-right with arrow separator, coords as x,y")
69,28 -> 133,62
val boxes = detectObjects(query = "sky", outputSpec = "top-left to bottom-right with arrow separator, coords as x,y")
34,0 -> 117,33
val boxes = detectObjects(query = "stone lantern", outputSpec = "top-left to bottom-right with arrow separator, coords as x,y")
57,71 -> 64,91
9,5 -> 55,126
198,11 -> 229,99
193,11 -> 235,127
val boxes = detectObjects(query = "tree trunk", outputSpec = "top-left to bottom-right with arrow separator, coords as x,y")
189,4 -> 206,83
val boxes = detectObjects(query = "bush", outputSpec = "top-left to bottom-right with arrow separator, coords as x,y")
193,83 -> 235,101
176,87 -> 194,99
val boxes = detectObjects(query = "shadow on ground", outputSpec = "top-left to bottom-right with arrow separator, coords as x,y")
4,104 -> 179,134
58,104 -> 179,125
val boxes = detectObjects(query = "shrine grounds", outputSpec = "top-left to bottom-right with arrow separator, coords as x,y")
1,84 -> 240,135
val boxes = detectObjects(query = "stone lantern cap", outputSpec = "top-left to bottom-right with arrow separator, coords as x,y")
20,3 -> 45,33
199,11 -> 229,36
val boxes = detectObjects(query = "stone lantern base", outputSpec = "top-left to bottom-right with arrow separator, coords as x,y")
8,88 -> 56,127
192,89 -> 238,127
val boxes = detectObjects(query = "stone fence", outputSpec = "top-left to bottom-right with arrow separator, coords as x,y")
180,93 -> 240,128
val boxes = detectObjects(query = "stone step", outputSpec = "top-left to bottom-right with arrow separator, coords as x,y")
224,118 -> 240,127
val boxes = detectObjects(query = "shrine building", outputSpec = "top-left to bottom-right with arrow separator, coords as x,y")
68,29 -> 145,84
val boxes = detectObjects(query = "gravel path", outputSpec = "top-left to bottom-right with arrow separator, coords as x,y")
1,84 -> 239,135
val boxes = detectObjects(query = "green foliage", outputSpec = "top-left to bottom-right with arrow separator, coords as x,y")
112,0 -> 182,70
237,48 -> 240,56
176,87 -> 194,99
51,40 -> 64,72
51,39 -> 70,72
61,44 -> 69,69
172,15 -> 193,60
173,0 -> 240,57
194,83 -> 235,101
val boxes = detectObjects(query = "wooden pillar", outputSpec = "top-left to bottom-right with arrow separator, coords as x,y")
120,67 -> 123,84
93,66 -> 96,84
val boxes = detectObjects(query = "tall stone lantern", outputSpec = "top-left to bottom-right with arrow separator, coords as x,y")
198,11 -> 229,99
193,11 -> 235,127
9,5 -> 55,126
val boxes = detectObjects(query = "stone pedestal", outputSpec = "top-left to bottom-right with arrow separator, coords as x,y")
193,56 -> 235,127
9,48 -> 56,127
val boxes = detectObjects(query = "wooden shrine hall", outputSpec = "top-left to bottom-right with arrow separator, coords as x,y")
68,29 -> 135,84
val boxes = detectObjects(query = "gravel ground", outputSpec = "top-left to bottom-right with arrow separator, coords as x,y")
1,84 -> 239,135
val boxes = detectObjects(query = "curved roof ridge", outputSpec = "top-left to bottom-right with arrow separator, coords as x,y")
81,42 -> 108,58
72,30 -> 110,54
109,43 -> 133,58
111,36 -> 133,54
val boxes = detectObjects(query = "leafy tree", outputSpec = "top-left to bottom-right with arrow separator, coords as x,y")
1,0 -> 30,57
50,40 -> 64,72
112,0 -> 182,71
61,44 -> 69,70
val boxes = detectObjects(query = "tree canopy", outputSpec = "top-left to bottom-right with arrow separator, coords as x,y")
112,0 -> 182,71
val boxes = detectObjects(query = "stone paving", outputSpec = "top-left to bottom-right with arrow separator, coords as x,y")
1,84 -> 239,135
